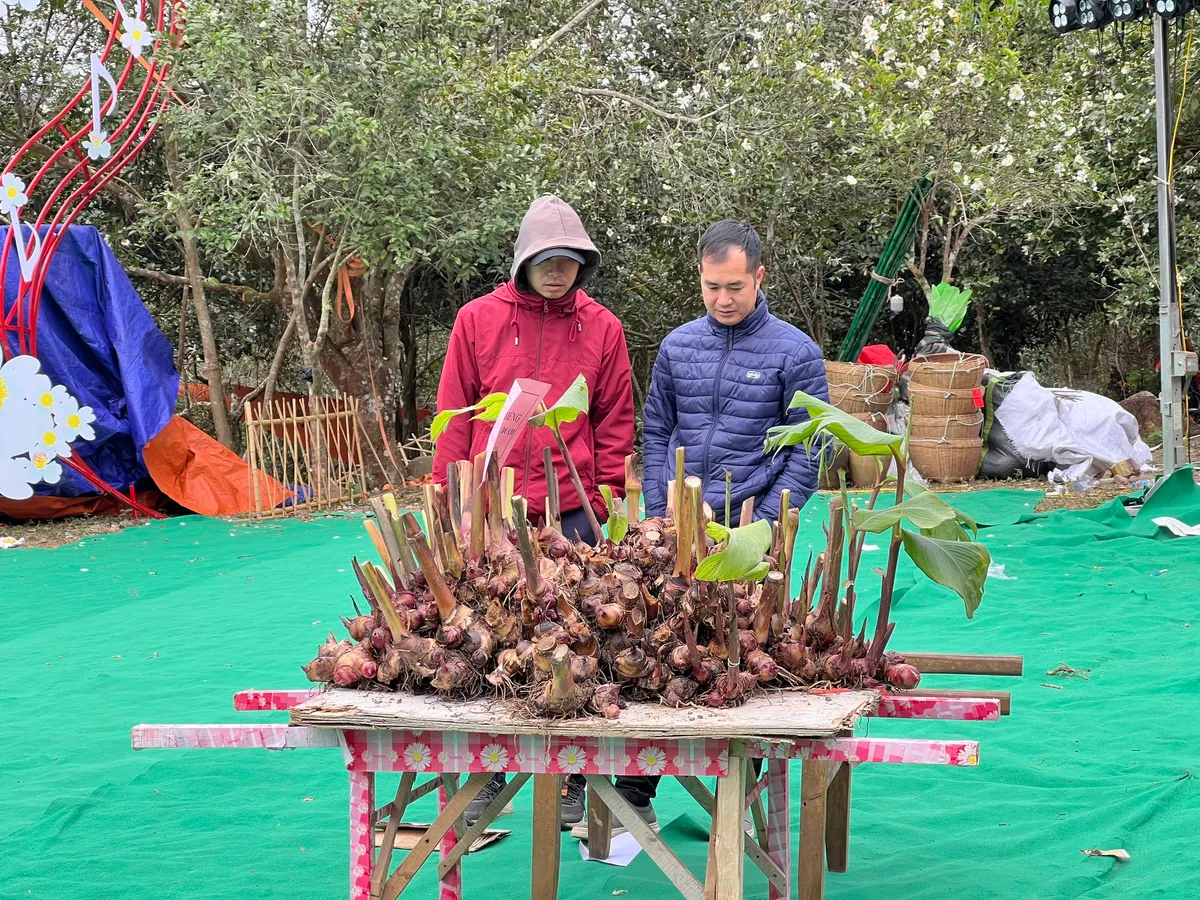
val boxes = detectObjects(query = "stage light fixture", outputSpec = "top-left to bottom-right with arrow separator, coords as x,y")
1109,0 -> 1150,20
1152,0 -> 1195,18
1050,0 -> 1083,33
1077,0 -> 1114,26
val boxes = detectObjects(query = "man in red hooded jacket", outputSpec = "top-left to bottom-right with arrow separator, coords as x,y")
434,195 -> 651,834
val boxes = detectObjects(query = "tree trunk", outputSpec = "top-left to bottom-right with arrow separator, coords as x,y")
166,135 -> 234,449
975,300 -> 992,364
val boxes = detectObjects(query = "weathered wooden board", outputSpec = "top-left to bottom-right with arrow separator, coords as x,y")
289,688 -> 877,739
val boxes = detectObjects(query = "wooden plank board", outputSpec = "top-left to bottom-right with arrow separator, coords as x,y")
531,776 -> 563,900
898,652 -> 1023,676
291,688 -> 876,739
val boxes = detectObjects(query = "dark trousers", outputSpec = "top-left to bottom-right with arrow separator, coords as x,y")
623,758 -> 763,807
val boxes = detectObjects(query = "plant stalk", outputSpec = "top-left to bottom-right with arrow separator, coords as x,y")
870,448 -> 908,664
552,427 -> 604,543
470,452 -> 487,559
543,447 -> 561,531
401,513 -> 460,624
686,476 -> 706,562
625,453 -> 642,524
511,495 -> 542,602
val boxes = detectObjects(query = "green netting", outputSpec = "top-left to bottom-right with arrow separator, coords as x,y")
2,483 -> 1198,899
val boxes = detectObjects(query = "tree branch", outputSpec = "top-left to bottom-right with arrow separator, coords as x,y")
571,87 -> 741,126
126,266 -> 280,302
528,0 -> 605,63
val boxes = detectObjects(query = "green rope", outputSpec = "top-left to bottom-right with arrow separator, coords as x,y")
836,178 -> 933,363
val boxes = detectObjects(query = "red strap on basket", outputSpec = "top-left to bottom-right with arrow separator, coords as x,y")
972,387 -> 984,408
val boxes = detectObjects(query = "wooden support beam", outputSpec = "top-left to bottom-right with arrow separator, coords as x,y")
587,775 -> 704,900
379,772 -> 491,900
371,773 -> 416,896
824,762 -> 851,874
438,774 -> 530,879
531,775 -> 563,900
897,652 -> 1023,676
798,759 -> 828,900
710,742 -> 746,900
586,782 -> 613,860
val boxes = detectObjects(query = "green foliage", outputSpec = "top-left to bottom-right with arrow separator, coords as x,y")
598,485 -> 628,544
766,390 -> 903,458
695,519 -> 773,583
530,375 -> 589,433
900,528 -> 991,618
852,492 -> 960,534
430,391 -> 507,444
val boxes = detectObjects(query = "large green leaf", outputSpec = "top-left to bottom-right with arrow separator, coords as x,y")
430,391 -> 509,443
900,528 -> 990,618
852,491 -> 959,534
905,483 -> 978,540
695,519 -> 773,582
763,419 -> 823,457
784,390 -> 902,457
530,374 -> 589,432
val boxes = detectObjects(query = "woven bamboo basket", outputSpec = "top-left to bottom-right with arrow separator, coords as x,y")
824,360 -> 896,396
829,382 -> 892,415
908,353 -> 987,389
909,437 -> 983,483
848,412 -> 889,488
818,443 -> 850,489
908,413 -> 984,441
909,385 -> 979,417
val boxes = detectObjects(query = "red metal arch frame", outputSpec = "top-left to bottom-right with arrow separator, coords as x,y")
1,0 -> 185,518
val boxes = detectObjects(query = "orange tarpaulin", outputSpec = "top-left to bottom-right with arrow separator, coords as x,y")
142,416 -> 292,516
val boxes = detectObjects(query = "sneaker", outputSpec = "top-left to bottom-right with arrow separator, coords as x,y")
572,800 -> 659,840
745,812 -> 756,836
464,774 -> 514,827
560,779 -> 586,830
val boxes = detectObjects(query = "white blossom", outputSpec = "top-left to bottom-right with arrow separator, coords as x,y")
1009,85 -> 1025,102
844,175 -> 858,185
1000,153 -> 1015,167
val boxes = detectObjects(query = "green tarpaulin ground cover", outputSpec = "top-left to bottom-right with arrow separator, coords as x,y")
2,481 -> 1197,898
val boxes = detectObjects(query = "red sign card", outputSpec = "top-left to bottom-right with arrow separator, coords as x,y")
482,378 -> 552,478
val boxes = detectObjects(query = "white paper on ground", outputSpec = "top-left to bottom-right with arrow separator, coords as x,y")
578,832 -> 643,867
1152,516 -> 1200,537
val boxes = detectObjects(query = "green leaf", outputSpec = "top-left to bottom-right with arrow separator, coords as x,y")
530,374 -> 589,432
600,485 -> 628,543
706,521 -> 732,543
469,392 -> 509,422
694,519 -> 773,582
763,419 -> 823,457
784,390 -> 903,456
852,492 -> 960,534
905,483 -> 979,539
431,392 -> 509,444
900,529 -> 990,618
743,561 -> 770,583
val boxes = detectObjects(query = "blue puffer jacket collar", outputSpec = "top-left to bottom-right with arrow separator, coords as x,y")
705,291 -> 772,339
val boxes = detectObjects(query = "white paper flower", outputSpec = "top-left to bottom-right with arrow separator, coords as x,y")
0,173 -> 28,216
480,743 -> 509,772
1009,85 -> 1025,102
557,745 -> 587,775
403,742 -> 432,771
0,457 -> 36,500
120,17 -> 156,57
83,129 -> 112,161
636,746 -> 667,776
27,449 -> 62,485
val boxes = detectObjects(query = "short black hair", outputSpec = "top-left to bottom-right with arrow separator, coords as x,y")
697,220 -> 762,272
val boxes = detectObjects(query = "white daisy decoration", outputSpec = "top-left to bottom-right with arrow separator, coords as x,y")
620,754 -> 633,770
557,745 -> 587,775
672,755 -> 685,770
360,750 -> 372,763
0,457 -> 37,501
352,865 -> 366,878
387,750 -> 399,764
403,742 -> 432,771
716,750 -> 730,775
119,18 -> 156,58
593,753 -> 607,768
83,129 -> 112,161
480,744 -> 509,772
636,746 -> 668,776
27,450 -> 62,485
699,756 -> 712,772
514,752 -> 527,767
0,173 -> 28,216
436,751 -> 448,764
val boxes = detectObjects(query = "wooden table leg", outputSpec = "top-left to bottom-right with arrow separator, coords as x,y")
349,770 -> 375,900
439,775 -> 463,900
372,773 -> 416,898
531,775 -> 563,900
824,763 -> 851,874
586,781 -> 612,860
708,741 -> 746,900
765,758 -> 791,900
798,759 -> 828,900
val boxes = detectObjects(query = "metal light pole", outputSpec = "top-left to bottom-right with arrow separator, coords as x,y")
1153,16 -> 1195,478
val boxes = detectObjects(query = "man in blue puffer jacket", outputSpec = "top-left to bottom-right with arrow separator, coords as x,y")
643,220 -> 828,524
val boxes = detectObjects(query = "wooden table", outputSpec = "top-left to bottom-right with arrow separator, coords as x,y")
133,687 -> 997,900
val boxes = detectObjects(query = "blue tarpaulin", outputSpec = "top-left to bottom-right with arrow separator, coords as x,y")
1,225 -> 178,496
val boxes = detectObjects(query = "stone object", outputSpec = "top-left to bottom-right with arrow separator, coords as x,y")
1119,391 -> 1160,435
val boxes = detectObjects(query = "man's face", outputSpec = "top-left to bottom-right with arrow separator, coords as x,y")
700,248 -> 765,326
527,256 -> 581,300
